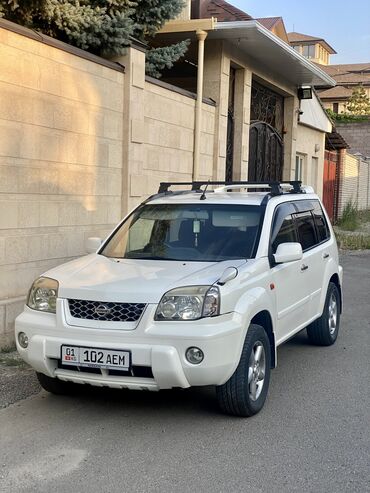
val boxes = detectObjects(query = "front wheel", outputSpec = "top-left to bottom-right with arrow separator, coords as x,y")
307,282 -> 341,346
216,324 -> 271,417
36,372 -> 76,395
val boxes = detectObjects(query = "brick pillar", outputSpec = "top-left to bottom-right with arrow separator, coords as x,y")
283,95 -> 299,180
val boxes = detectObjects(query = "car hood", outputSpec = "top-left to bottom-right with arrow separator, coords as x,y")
45,254 -> 247,303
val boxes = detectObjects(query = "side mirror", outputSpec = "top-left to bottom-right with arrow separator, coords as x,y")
273,242 -> 303,264
85,237 -> 102,254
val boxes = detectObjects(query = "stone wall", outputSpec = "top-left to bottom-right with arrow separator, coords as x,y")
0,23 -> 217,347
127,77 -> 215,211
0,26 -> 124,346
336,121 -> 370,158
338,153 -> 370,216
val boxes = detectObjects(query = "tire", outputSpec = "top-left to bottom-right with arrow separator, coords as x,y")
307,282 -> 340,346
36,372 -> 76,395
216,324 -> 271,417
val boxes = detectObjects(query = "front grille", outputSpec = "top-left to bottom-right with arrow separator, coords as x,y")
68,299 -> 146,322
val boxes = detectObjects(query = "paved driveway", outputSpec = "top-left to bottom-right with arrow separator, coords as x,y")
0,252 -> 369,493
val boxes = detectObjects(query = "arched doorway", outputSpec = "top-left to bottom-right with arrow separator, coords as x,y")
248,121 -> 284,181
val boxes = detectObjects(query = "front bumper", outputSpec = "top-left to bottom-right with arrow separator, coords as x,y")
15,300 -> 245,390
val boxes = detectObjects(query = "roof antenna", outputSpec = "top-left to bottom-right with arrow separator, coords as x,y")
200,180 -> 210,200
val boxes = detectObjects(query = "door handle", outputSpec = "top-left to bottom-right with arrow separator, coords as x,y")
323,253 -> 329,259
301,264 -> 308,271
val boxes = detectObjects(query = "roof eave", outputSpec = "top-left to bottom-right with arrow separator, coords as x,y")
214,21 -> 336,87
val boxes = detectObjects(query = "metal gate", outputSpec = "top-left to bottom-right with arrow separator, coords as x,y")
323,150 -> 338,221
248,121 -> 284,181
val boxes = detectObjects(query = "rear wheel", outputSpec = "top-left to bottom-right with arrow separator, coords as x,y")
36,372 -> 76,395
216,324 -> 271,417
307,282 -> 340,346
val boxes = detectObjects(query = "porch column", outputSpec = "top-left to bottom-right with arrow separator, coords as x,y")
283,95 -> 299,181
193,29 -> 208,180
203,41 -> 230,180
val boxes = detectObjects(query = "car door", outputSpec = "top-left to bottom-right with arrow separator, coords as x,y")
270,204 -> 311,344
293,207 -> 327,324
299,201 -> 331,320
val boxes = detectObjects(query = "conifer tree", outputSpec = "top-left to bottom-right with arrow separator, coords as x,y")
0,0 -> 188,77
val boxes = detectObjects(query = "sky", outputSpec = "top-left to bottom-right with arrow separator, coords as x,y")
232,0 -> 370,64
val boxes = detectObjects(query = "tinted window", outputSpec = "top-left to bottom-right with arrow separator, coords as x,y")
272,215 -> 297,253
295,212 -> 317,251
312,201 -> 330,242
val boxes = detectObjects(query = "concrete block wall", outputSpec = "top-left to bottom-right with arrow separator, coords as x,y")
338,153 -> 370,216
336,121 -> 370,158
0,26 -> 124,347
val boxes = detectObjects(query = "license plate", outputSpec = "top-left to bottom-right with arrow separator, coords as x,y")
61,345 -> 131,370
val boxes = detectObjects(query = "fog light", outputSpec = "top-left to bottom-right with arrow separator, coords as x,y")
185,347 -> 204,365
18,332 -> 28,349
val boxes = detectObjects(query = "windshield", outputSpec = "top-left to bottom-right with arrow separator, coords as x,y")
100,203 -> 263,262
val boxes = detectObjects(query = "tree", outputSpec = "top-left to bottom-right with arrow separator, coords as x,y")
345,86 -> 370,115
0,0 -> 189,77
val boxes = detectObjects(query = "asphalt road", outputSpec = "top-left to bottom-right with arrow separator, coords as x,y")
0,252 -> 369,493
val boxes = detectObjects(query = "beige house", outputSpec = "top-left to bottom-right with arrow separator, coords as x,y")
287,31 -> 337,66
158,0 -> 334,195
317,63 -> 370,114
286,29 -> 370,114
0,3 -> 335,347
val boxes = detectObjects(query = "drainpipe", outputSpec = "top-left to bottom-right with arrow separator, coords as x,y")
193,29 -> 208,181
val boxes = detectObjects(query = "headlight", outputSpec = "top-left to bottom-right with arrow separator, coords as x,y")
27,277 -> 59,313
155,285 -> 220,321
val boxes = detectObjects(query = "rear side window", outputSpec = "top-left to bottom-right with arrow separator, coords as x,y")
294,212 -> 317,251
312,201 -> 330,242
272,215 -> 297,253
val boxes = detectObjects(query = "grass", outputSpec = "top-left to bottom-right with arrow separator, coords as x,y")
0,355 -> 22,367
335,230 -> 370,250
337,201 -> 359,231
0,344 -> 16,353
0,345 -> 29,368
335,204 -> 370,250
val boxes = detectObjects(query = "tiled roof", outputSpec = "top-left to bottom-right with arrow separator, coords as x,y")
287,31 -> 336,54
318,63 -> 370,77
335,73 -> 370,85
195,0 -> 252,21
315,63 -> 370,86
317,86 -> 353,99
255,17 -> 282,30
288,31 -> 322,43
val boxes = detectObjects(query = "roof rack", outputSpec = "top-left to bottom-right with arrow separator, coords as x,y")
157,181 -> 304,196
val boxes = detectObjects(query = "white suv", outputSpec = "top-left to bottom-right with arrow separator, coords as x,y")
15,181 -> 343,417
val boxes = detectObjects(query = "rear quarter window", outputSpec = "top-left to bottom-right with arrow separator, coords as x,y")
312,201 -> 330,242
